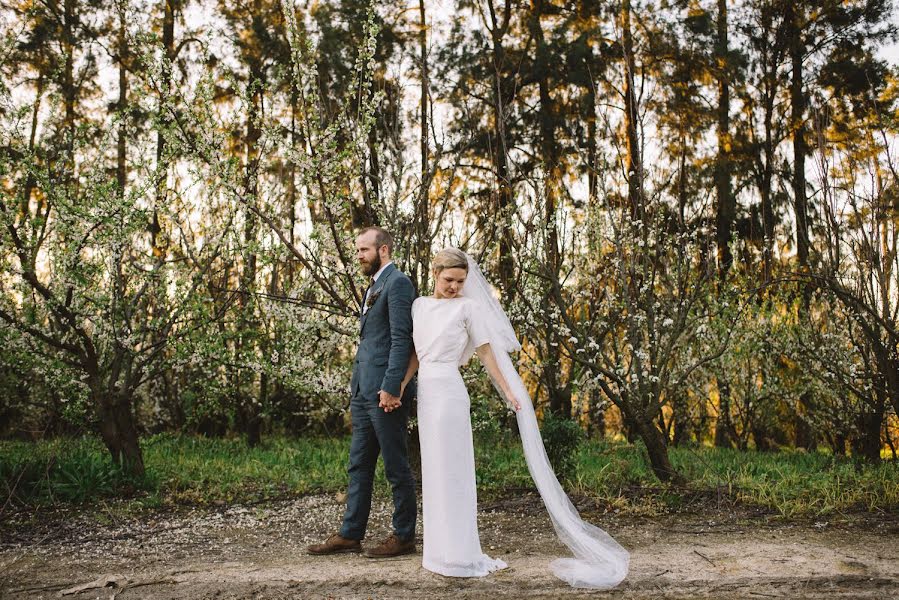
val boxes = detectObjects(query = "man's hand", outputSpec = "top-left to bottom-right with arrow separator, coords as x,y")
378,390 -> 402,413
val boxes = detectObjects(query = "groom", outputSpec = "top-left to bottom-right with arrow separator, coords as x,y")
307,226 -> 417,558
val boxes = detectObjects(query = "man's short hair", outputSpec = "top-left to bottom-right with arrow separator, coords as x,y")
359,226 -> 394,254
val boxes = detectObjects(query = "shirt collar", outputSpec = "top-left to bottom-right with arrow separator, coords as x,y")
371,261 -> 393,283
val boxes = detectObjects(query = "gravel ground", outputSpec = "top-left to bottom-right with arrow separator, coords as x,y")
1,493 -> 897,599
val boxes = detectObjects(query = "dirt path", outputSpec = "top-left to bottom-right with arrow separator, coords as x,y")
1,494 -> 897,599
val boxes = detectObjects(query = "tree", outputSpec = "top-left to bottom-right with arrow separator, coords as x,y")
0,52 -> 219,475
803,51 -> 899,460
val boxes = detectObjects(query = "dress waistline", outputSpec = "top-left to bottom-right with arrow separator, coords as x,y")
419,360 -> 460,371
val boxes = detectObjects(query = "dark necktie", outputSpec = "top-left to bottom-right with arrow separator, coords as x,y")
362,277 -> 375,315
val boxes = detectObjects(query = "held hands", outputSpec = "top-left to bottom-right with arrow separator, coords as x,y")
379,389 -> 402,413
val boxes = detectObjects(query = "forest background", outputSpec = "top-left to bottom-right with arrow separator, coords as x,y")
0,0 -> 897,512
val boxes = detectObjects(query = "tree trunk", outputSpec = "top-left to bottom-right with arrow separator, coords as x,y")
585,80 -> 598,207
21,71 -> 43,220
886,355 -> 899,419
789,5 -> 810,272
760,107 -> 775,282
589,388 -> 606,438
697,385 -> 710,443
59,0 -> 77,192
715,0 -> 734,281
154,0 -> 176,230
63,0 -> 76,149
672,390 -> 689,446
834,431 -> 848,456
357,127 -> 379,227
752,421 -> 772,451
794,394 -> 816,450
715,378 -> 734,447
487,0 -> 515,300
416,0 -> 430,295
247,374 -> 265,448
237,57 -> 263,445
852,407 -> 883,463
97,392 -> 145,477
404,0 -> 427,452
116,5 -> 128,194
621,0 -> 642,219
528,0 -> 569,417
635,416 -> 683,484
788,6 -> 819,450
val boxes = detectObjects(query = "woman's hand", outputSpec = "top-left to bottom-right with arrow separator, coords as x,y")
505,389 -> 521,412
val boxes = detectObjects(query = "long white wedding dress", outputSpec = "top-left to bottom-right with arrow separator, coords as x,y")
411,252 -> 629,589
413,295 -> 508,577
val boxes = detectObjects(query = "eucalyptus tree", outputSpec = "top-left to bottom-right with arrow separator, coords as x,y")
211,0 -> 293,444
782,0 -> 895,274
434,0 -> 531,292
641,1 -> 721,444
773,0 -> 895,449
309,0 -> 410,222
799,44 -> 899,461
732,4 -> 786,284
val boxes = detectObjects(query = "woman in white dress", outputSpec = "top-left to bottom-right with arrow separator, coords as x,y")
394,248 -> 629,589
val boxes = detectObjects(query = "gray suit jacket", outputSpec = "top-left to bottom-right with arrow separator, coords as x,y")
350,263 -> 416,400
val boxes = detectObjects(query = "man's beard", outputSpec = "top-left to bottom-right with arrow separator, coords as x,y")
363,253 -> 382,277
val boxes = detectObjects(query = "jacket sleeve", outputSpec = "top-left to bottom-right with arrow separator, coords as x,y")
380,274 -> 415,396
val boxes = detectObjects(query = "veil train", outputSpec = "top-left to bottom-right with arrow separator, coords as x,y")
458,251 -> 629,589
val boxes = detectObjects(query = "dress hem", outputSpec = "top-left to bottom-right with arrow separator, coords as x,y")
422,556 -> 508,578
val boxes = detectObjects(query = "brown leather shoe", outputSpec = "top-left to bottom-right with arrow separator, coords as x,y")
307,533 -> 362,555
363,533 -> 416,558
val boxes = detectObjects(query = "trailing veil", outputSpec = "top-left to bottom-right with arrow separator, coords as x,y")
457,250 -> 629,589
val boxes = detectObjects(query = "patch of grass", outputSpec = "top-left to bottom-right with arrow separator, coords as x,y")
1,434 -> 896,517
474,432 -> 532,496
143,433 -> 359,505
673,445 -> 899,517
0,437 -> 150,506
574,441 -> 899,516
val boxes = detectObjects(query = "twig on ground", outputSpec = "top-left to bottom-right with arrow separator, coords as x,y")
60,574 -> 129,596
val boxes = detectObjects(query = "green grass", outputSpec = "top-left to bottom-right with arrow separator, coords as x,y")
1,433 -> 896,517
0,434 -> 360,510
571,441 -> 899,517
144,434 -> 358,505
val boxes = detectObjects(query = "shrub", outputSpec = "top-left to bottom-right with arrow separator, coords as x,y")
540,414 -> 584,481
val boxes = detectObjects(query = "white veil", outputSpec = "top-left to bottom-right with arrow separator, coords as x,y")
458,251 -> 629,589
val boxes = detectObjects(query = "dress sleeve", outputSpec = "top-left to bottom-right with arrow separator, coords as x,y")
464,300 -> 491,349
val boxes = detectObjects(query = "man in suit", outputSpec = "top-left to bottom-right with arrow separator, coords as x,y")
307,226 -> 417,558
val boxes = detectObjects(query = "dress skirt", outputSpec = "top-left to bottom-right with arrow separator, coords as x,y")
417,361 -> 507,577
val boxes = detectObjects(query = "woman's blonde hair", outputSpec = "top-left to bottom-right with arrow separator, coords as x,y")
432,247 -> 469,273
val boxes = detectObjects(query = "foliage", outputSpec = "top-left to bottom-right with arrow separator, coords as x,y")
2,435 -> 896,517
0,437 -> 150,505
539,413 -> 584,482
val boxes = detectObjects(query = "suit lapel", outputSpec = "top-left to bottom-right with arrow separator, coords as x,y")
360,263 -> 396,333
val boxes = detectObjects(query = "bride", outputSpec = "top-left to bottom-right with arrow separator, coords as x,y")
388,247 -> 629,589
